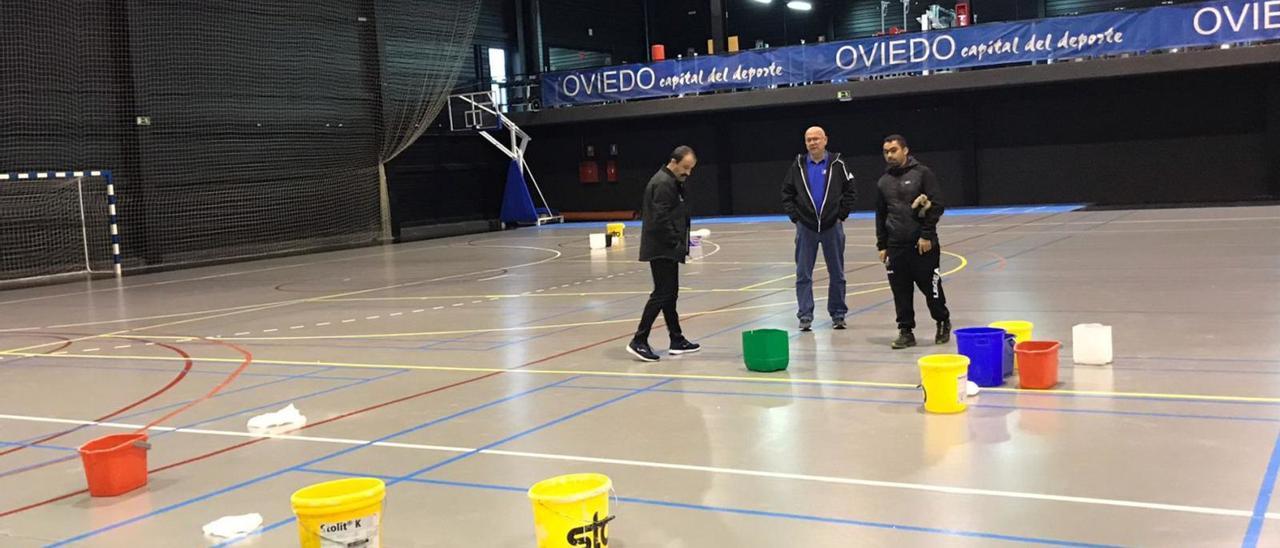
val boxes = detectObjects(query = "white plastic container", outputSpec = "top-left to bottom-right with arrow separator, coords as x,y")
1072,323 -> 1113,365
588,233 -> 607,249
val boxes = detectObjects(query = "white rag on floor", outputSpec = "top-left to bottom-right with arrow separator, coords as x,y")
202,513 -> 263,539
246,403 -> 306,434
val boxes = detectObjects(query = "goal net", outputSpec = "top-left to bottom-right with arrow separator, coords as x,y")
0,0 -> 479,277
0,172 -> 115,283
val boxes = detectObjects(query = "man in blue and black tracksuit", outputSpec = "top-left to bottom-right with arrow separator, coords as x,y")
876,134 -> 951,349
781,126 -> 857,332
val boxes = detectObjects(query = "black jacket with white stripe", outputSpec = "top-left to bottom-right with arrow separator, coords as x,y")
780,151 -> 857,233
875,156 -> 945,250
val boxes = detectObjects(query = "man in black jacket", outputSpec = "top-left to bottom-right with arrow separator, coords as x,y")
627,145 -> 702,362
781,126 -> 857,331
876,134 -> 951,349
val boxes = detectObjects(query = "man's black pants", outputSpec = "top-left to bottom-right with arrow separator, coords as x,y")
886,245 -> 950,330
634,259 -> 683,343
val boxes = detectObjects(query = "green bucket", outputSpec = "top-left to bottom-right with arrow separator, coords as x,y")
742,329 -> 789,372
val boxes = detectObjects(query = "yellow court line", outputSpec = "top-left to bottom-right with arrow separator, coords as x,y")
89,251 -> 965,342
737,250 -> 960,291
319,280 -> 899,302
0,244 -> 566,354
4,350 -> 1279,404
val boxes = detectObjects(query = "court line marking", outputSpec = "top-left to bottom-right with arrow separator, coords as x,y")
3,350 -> 1278,404
296,471 -> 1120,548
314,281 -> 899,301
113,250 -> 962,342
0,244 -> 565,352
1,412 -> 1272,521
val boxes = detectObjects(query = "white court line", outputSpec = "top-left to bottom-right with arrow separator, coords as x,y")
0,412 -> 1271,521
477,274 -> 509,281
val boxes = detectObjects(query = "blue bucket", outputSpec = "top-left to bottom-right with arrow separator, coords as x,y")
955,327 -> 1005,387
1002,333 -> 1016,377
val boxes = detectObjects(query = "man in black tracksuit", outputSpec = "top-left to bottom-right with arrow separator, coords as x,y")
781,126 -> 857,331
876,134 -> 951,349
627,145 -> 701,362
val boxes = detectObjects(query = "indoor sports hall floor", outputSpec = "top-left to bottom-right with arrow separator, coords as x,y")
1,205 -> 1279,547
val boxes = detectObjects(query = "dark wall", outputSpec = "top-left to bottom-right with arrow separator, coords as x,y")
541,0 -> 647,66
385,134 -> 507,236
523,64 -> 1276,215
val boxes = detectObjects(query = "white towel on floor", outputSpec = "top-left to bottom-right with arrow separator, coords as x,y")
202,513 -> 263,539
246,403 -> 306,434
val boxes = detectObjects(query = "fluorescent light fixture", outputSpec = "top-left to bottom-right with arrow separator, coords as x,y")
787,1 -> 812,11
751,0 -> 773,4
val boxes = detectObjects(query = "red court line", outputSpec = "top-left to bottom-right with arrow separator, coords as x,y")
0,338 -> 194,459
985,251 -> 1008,272
0,288 -> 776,518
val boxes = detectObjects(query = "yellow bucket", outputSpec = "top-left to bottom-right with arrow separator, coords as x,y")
990,320 -> 1034,370
605,223 -> 625,238
989,320 -> 1034,343
918,354 -> 970,414
528,473 -> 614,548
291,477 -> 386,548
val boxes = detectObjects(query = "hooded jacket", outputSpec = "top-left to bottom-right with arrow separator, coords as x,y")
875,157 -> 945,250
781,151 -> 857,233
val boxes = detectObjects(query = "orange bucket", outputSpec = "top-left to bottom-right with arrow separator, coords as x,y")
1016,341 -> 1061,389
79,433 -> 150,497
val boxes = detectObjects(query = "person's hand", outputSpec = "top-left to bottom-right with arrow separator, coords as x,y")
878,249 -> 887,264
917,238 -> 933,255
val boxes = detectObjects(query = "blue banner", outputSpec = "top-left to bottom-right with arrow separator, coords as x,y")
541,0 -> 1280,107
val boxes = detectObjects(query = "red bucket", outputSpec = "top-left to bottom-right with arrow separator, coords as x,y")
1016,341 -> 1061,389
79,433 -> 150,497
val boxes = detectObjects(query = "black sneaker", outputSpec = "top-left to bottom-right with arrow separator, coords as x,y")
832,318 -> 847,330
935,320 -> 952,345
799,319 -> 813,332
626,340 -> 660,362
669,339 -> 701,355
891,330 -> 917,349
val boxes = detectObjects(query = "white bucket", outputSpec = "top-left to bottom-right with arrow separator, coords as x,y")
1072,323 -> 1113,365
588,233 -> 607,250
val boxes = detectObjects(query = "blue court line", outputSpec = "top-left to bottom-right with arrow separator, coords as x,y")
555,384 -> 1280,424
0,368 -> 403,479
231,378 -> 676,545
972,208 -> 1123,271
977,233 -> 1077,270
46,375 -> 584,546
0,440 -> 75,452
659,374 -> 1280,407
1243,428 -> 1280,547
293,469 -> 1115,547
691,345 -> 1280,377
